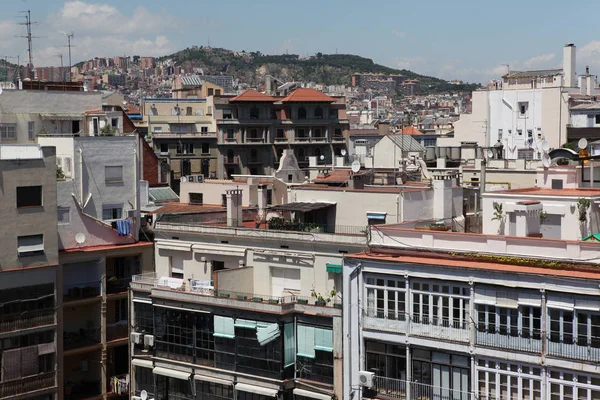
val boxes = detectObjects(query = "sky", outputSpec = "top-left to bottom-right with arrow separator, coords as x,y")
1,0 -> 600,84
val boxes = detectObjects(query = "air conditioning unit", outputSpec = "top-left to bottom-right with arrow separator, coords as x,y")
144,334 -> 155,347
131,332 -> 144,345
358,371 -> 375,388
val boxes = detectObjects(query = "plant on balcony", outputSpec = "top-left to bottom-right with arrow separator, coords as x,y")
311,289 -> 331,306
297,298 -> 309,304
100,125 -> 117,136
268,298 -> 280,304
491,202 -> 505,234
539,211 -> 548,224
577,198 -> 590,223
56,165 -> 65,179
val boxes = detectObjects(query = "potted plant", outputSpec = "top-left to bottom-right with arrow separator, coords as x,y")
252,296 -> 263,302
491,202 -> 505,234
268,298 -> 280,305
297,298 -> 309,305
311,289 -> 331,307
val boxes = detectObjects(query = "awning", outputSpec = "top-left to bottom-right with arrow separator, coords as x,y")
326,263 -> 342,273
213,316 -> 235,339
192,244 -> 246,257
293,388 -> 332,400
153,367 -> 190,381
156,241 -> 192,252
132,358 -> 153,369
38,343 -> 56,355
234,319 -> 258,329
235,383 -> 278,397
194,374 -> 232,386
39,113 -> 84,121
366,212 -> 387,220
269,202 -> 335,213
256,323 -> 280,346
153,303 -> 210,314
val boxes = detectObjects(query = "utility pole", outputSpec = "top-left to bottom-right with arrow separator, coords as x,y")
18,10 -> 40,79
66,32 -> 74,82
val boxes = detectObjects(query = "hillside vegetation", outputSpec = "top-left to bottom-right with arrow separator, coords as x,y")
163,47 -> 479,94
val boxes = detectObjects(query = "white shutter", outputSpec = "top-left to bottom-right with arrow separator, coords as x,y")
547,296 -> 575,310
575,298 -> 600,311
518,292 -> 542,307
474,288 -> 496,305
496,292 -> 519,309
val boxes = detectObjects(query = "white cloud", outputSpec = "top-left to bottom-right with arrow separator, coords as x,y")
523,53 -> 556,68
578,41 -> 600,72
392,29 -> 405,38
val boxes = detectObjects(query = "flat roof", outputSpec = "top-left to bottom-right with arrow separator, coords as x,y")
487,187 -> 600,197
293,185 -> 430,193
269,202 -> 335,212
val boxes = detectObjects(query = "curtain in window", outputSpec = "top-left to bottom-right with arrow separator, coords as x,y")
284,323 -> 295,367
314,328 -> 333,352
297,325 -> 315,358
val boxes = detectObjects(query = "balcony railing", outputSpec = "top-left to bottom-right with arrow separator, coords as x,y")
107,276 -> 132,295
373,376 -> 471,400
152,131 -> 216,138
476,327 -> 542,354
245,137 -> 265,143
63,281 -> 101,302
363,312 -> 470,342
0,309 -> 55,334
547,333 -> 600,362
64,326 -> 101,351
0,371 -> 56,398
106,322 -> 128,342
266,220 -> 367,236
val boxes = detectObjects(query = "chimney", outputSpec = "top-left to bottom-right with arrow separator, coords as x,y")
563,44 -> 576,88
265,76 -> 272,95
226,189 -> 243,227
514,200 -> 542,237
433,176 -> 453,220
257,185 -> 267,214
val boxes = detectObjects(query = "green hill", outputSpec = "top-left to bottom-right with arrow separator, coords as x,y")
163,47 -> 479,94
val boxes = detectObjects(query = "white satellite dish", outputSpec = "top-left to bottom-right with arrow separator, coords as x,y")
140,390 -> 148,400
180,176 -> 187,182
319,155 -> 325,161
341,149 -> 347,156
75,233 -> 86,244
351,160 -> 361,173
0,87 -> 3,96
486,149 -> 494,159
542,153 -> 551,168
540,140 -> 550,152
578,138 -> 588,150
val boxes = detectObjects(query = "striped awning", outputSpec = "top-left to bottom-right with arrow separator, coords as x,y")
39,113 -> 84,121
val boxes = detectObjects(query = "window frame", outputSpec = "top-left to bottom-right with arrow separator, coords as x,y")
105,165 -> 124,184
0,124 -> 17,141
16,186 -> 43,208
17,234 -> 45,257
57,207 -> 70,224
28,121 -> 35,140
102,205 -> 123,221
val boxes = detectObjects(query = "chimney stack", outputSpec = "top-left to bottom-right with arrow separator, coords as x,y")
257,185 -> 267,214
226,189 -> 243,227
563,44 -> 576,88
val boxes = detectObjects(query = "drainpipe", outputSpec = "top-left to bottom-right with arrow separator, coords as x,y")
78,146 -> 83,206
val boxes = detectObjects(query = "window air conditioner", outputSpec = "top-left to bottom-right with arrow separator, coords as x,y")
131,332 -> 144,345
144,334 -> 155,347
358,371 -> 375,388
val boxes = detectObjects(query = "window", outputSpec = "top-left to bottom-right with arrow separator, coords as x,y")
28,121 -> 35,140
549,370 -> 600,400
201,143 -> 210,154
519,102 -> 529,117
103,206 -> 123,221
423,139 -> 436,147
527,129 -> 533,138
250,107 -> 260,120
551,179 -> 564,190
223,109 -> 233,119
517,129 -> 523,136
215,89 -> 221,96
517,149 -> 534,160
17,186 -> 42,208
276,128 -> 285,139
366,341 -> 406,380
596,115 -> 600,125
93,118 -> 99,134
189,192 -> 203,205
153,127 -> 162,134
207,106 -> 213,115
411,280 -> 470,330
477,359 -> 542,400
221,194 -> 227,207
314,107 -> 323,119
226,128 -> 235,139
111,118 -> 119,128
201,126 -> 208,133
498,129 -> 503,141
196,108 -> 205,116
298,107 -> 307,119
314,128 -> 323,138
186,107 -> 192,116
334,128 -> 343,137
105,166 -> 123,183
115,298 -> 128,322
17,235 -> 44,257
160,143 -> 169,153
365,275 -> 407,320
57,207 -> 70,224
64,157 -> 72,174
329,109 -> 339,119
207,88 -> 214,96
0,125 -> 17,140
476,303 -> 541,342
176,143 -> 194,154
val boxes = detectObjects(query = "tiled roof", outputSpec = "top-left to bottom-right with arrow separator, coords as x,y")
489,187 -> 600,197
387,134 -> 426,152
229,89 -> 275,102
505,69 -> 562,79
571,102 -> 600,111
281,88 -> 335,103
151,202 -> 225,214
180,76 -> 204,86
402,126 -> 423,135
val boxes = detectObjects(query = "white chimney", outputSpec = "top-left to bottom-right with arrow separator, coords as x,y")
226,189 -> 243,227
433,176 -> 453,220
257,185 -> 267,214
563,44 -> 576,88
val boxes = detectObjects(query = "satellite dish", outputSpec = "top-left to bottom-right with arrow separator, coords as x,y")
140,390 -> 148,400
540,140 -> 550,152
578,138 -> 588,150
0,87 -> 3,96
486,149 -> 494,159
341,149 -> 347,156
351,160 -> 361,173
75,233 -> 86,244
542,153 -> 551,168
319,155 -> 325,161
180,176 -> 187,182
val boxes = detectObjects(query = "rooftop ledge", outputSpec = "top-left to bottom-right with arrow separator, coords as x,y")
369,223 -> 600,268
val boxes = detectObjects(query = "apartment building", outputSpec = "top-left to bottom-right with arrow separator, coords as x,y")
214,88 -> 349,178
568,101 -> 600,143
0,145 -> 59,400
52,136 -> 154,400
343,168 -> 600,400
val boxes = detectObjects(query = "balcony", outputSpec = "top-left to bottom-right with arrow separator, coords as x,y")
476,327 -> 542,354
266,219 -> 367,236
224,136 -> 238,143
566,126 -> 600,141
0,309 -> 55,334
107,276 -> 132,295
245,137 -> 266,143
363,313 -> 470,343
153,131 -> 217,139
274,136 -> 288,143
106,322 -> 128,342
108,374 -> 129,396
64,326 -> 101,351
0,371 -> 56,399
373,376 -> 470,400
223,155 -> 240,165
547,334 -> 600,362
63,281 -> 101,303
332,135 -> 345,143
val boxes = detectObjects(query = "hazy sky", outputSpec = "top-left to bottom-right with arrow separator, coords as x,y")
2,0 -> 600,83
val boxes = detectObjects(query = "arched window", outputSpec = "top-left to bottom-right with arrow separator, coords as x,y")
314,107 -> 323,119
250,107 -> 260,120
298,107 -> 307,120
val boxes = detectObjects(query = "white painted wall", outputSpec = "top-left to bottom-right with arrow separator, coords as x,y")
37,136 -> 75,177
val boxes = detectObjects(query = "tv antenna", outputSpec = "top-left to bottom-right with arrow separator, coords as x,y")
59,31 -> 75,81
17,10 -> 41,76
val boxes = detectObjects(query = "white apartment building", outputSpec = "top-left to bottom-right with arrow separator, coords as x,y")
343,220 -> 600,400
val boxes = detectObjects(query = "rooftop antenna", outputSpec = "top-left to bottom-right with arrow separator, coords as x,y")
64,32 -> 75,82
57,54 -> 64,82
17,10 -> 41,78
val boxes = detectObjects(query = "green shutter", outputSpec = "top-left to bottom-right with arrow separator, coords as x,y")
314,328 -> 333,352
296,325 -> 315,358
257,323 -> 280,346
284,323 -> 295,367
326,263 -> 342,273
234,319 -> 257,329
213,316 -> 235,339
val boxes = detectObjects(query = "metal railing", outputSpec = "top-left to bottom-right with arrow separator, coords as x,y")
0,371 -> 55,398
106,323 -> 128,342
64,326 -> 101,351
63,281 -> 101,302
106,276 -> 132,294
0,309 -> 55,334
222,155 -> 240,164
547,332 -> 600,362
373,376 -> 471,400
266,221 -> 367,236
363,312 -> 470,342
476,326 -> 542,353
